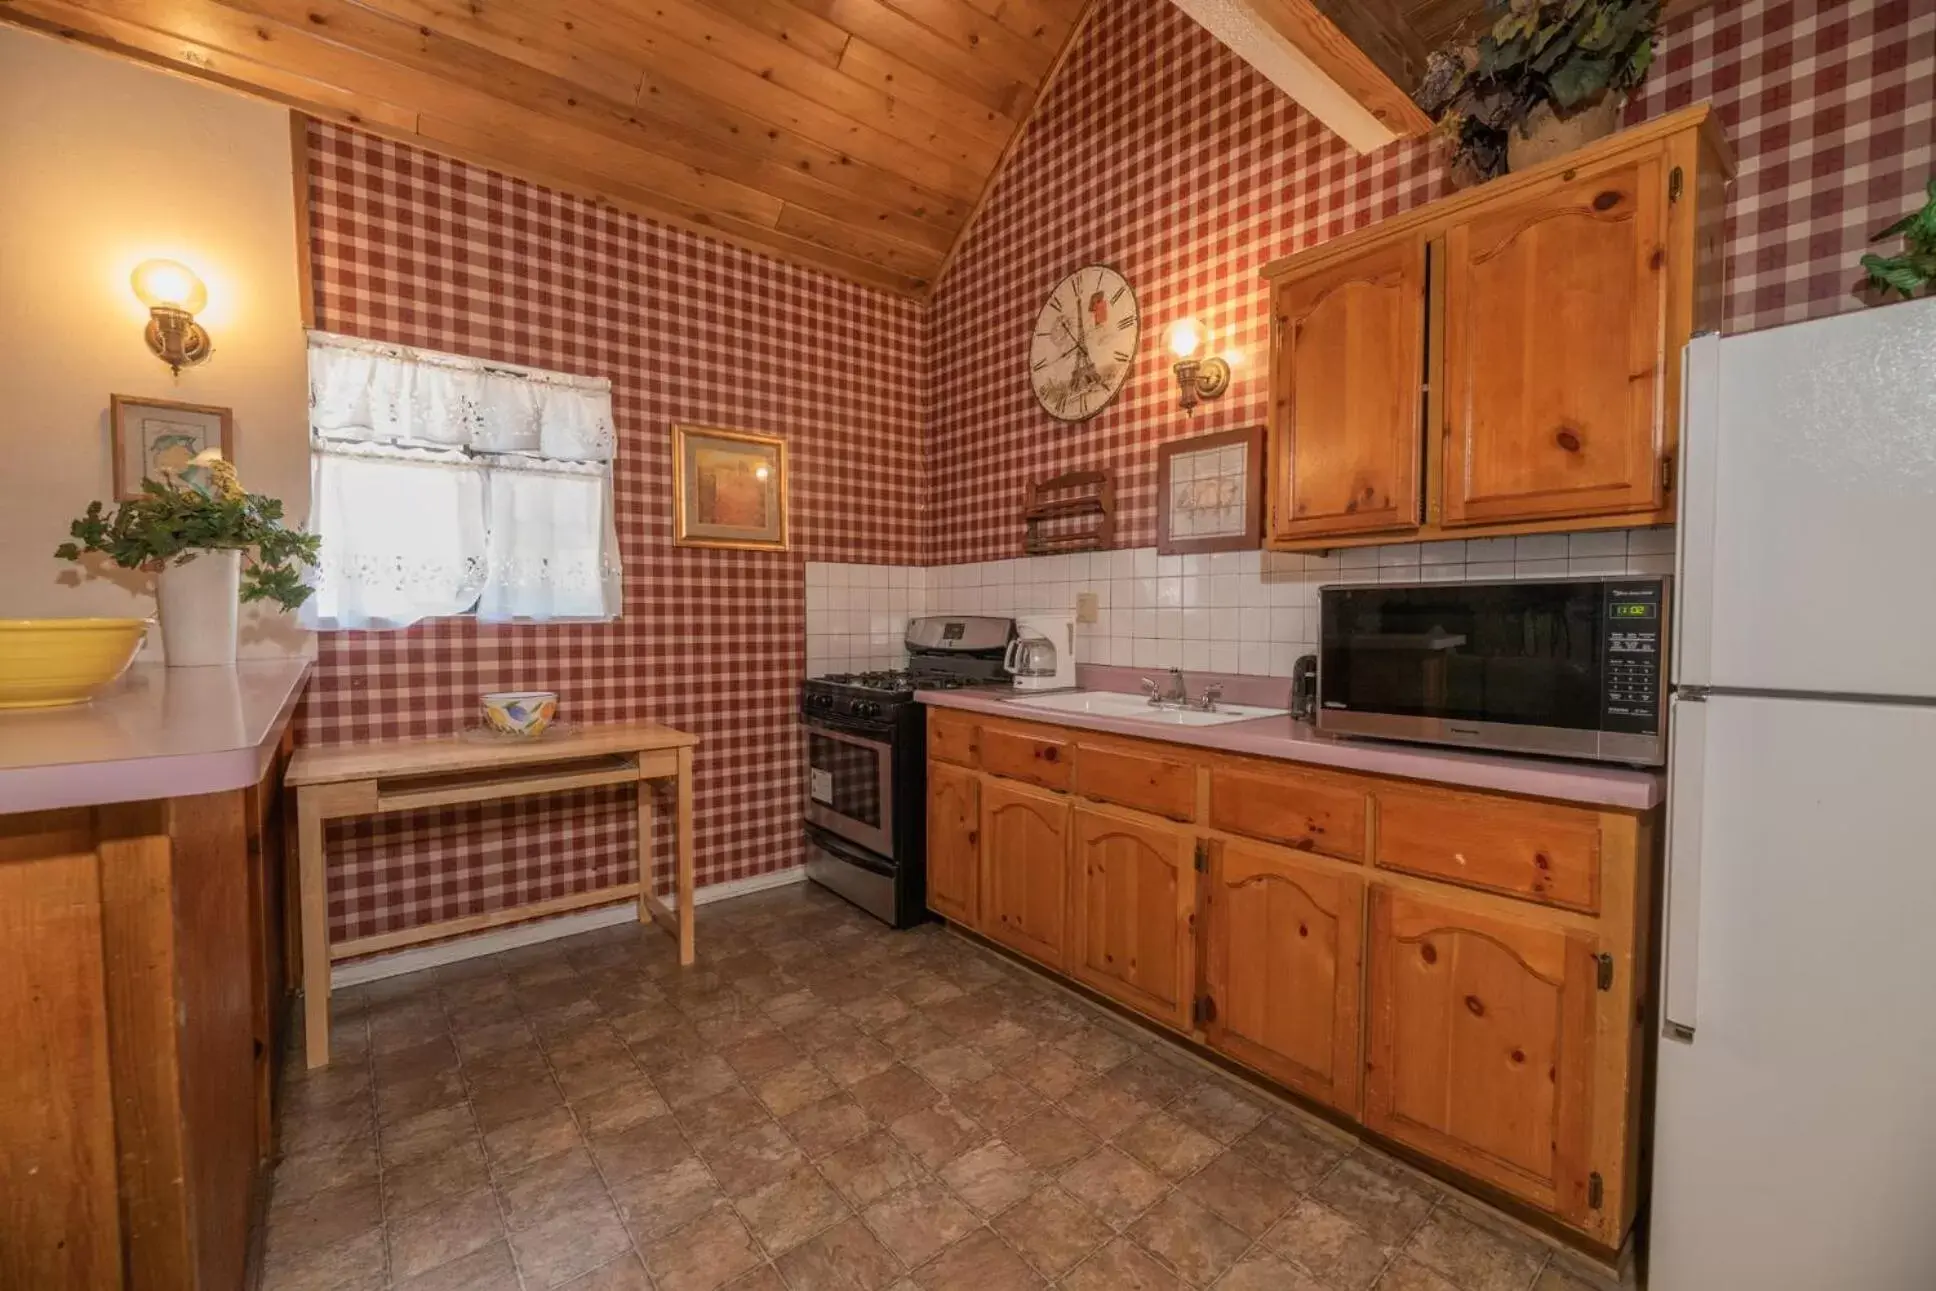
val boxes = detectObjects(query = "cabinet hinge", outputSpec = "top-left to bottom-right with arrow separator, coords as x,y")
1661,453 -> 1675,494
1587,1172 -> 1605,1210
1595,954 -> 1615,991
1191,995 -> 1218,1027
1193,840 -> 1209,873
1668,166 -> 1684,204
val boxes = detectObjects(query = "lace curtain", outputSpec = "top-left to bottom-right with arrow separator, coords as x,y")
303,333 -> 622,630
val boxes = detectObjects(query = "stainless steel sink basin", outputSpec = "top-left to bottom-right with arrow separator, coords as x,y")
1005,689 -> 1287,726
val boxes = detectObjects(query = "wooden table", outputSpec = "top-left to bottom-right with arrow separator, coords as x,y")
286,721 -> 697,1067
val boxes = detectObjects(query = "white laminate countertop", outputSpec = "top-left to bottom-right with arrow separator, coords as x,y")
0,659 -> 313,814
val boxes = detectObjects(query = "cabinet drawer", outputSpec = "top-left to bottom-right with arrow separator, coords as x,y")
1207,760 -> 1367,861
978,721 -> 1072,791
1074,738 -> 1196,821
1374,786 -> 1600,912
928,713 -> 978,767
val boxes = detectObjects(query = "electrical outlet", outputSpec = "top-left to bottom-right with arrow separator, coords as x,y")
1075,591 -> 1099,624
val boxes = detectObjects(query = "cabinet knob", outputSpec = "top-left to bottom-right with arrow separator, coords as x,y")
1040,746 -> 1059,762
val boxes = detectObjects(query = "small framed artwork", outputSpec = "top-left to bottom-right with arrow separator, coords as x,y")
1156,425 -> 1265,555
111,394 -> 234,501
670,423 -> 789,551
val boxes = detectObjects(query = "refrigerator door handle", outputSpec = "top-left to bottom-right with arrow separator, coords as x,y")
1661,692 -> 1707,1042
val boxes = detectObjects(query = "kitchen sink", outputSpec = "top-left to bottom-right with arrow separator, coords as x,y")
1005,689 -> 1287,726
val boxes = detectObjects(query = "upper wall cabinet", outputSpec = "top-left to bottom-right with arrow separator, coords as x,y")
1262,105 -> 1733,550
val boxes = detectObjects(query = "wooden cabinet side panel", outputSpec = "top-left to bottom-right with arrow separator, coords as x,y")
926,760 -> 981,925
979,779 -> 1069,969
1069,807 -> 1193,1028
0,826 -> 122,1290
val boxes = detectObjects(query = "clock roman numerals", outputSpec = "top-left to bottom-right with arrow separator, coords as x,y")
1030,265 -> 1140,423
1116,314 -> 1139,330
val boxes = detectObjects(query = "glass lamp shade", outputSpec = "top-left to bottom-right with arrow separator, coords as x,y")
130,259 -> 208,314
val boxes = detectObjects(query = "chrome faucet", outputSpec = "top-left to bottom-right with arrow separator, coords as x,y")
1164,667 -> 1190,707
1141,670 -> 1223,710
1195,683 -> 1223,712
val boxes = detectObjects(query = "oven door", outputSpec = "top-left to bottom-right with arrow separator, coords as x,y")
804,720 -> 896,857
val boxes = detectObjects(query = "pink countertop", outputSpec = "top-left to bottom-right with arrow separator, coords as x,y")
0,659 -> 312,814
917,685 -> 1664,811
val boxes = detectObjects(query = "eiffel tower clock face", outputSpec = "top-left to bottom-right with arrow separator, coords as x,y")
1029,264 -> 1140,422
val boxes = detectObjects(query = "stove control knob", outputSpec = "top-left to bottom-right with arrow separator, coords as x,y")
858,701 -> 882,718
810,693 -> 834,710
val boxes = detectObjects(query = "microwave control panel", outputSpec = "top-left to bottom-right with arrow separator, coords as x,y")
1601,582 -> 1664,733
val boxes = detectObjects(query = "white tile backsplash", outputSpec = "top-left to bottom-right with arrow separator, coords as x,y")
808,528 -> 1674,681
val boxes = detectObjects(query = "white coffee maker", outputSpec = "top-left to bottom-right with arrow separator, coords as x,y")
1005,615 -> 1076,691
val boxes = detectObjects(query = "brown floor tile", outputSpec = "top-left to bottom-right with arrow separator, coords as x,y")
273,1134 -> 380,1210
384,1138 -> 491,1221
1403,1210 -> 1546,1291
725,1265 -> 790,1291
889,1103 -> 988,1170
1011,1049 -> 1089,1101
376,1035 -> 461,1085
843,992 -> 913,1032
264,1177 -> 383,1258
703,1122 -> 809,1198
859,1182 -> 979,1267
906,1044 -> 995,1093
483,1105 -> 583,1174
1061,1237 -> 1184,1291
785,1094 -> 876,1159
913,1229 -> 1045,1291
612,1157 -> 724,1241
821,1131 -> 924,1208
678,1087 -> 774,1153
1531,1266 -> 1605,1291
723,1033 -> 806,1078
1311,1156 -> 1437,1248
1102,1058 -> 1187,1110
388,1184 -> 506,1281
817,1037 -> 900,1087
1265,1200 -> 1395,1291
936,1141 -> 1038,1217
511,1200 -> 634,1288
642,1204 -> 764,1291
849,1065 -> 941,1122
790,1013 -> 872,1056
1061,1079 -> 1156,1140
557,1053 -> 646,1103
876,1014 -> 955,1060
454,1019 -> 536,1063
1129,1192 -> 1252,1287
573,1075 -> 671,1139
661,1054 -> 744,1108
1179,1150 -> 1300,1237
379,1070 -> 469,1129
754,1059 -> 840,1118
260,1225 -> 385,1291
999,1108 -> 1098,1174
496,1145 -> 607,1232
1232,1115 -> 1348,1190
1058,1148 -> 1168,1231
948,1074 -> 1042,1132
392,1239 -> 520,1291
1115,1112 -> 1222,1181
472,1078 -> 568,1133
774,1215 -> 903,1291
382,1103 -> 479,1171
1215,1254 -> 1327,1291
1376,1257 -> 1462,1291
1167,1081 -> 1268,1145
991,1186 -> 1110,1278
558,1253 -> 654,1290
736,1165 -> 850,1255
592,1113 -> 693,1184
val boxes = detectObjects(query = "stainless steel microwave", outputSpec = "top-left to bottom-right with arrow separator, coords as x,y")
1317,576 -> 1667,766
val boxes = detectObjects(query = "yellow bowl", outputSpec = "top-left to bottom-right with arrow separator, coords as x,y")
0,618 -> 150,709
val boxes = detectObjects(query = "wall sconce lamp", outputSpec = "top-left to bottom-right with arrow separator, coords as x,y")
1166,317 -> 1230,413
130,259 -> 213,374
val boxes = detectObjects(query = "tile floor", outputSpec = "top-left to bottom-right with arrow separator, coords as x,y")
263,883 -> 1615,1291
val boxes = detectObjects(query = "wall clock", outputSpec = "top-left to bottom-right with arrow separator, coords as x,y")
1029,264 -> 1139,422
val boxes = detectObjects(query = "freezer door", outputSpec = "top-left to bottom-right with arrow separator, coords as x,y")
1676,298 -> 1936,698
1649,693 -> 1936,1289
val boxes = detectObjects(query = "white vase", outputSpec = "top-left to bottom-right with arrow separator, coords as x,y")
156,547 -> 241,667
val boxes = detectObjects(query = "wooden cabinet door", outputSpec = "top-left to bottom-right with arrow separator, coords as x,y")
1269,236 -> 1426,540
1441,152 -> 1669,525
926,761 -> 979,926
979,778 -> 1069,969
1069,806 -> 1195,1028
1203,840 -> 1365,1114
1365,886 -> 1601,1226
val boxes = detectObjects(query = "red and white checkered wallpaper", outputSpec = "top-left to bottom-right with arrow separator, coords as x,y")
927,0 -> 1936,563
299,122 -> 928,941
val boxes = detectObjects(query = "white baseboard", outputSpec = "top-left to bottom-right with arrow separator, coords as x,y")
330,866 -> 807,988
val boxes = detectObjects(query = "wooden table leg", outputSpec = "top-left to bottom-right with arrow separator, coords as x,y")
296,794 -> 330,1069
635,777 -> 655,926
675,746 -> 694,965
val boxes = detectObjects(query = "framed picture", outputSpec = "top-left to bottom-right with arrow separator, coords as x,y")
111,394 -> 233,501
670,423 -> 789,551
1156,425 -> 1265,555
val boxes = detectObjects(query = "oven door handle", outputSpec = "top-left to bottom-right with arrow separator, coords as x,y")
805,825 -> 896,877
803,719 -> 893,751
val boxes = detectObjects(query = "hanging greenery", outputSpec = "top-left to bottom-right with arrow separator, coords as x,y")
1860,178 -> 1936,300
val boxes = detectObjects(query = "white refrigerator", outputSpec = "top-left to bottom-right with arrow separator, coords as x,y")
1650,297 -> 1936,1289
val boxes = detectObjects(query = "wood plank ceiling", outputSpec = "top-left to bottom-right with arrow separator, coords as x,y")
1,0 -> 1095,296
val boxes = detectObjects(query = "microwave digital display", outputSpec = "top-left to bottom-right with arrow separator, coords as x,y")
1612,603 -> 1656,618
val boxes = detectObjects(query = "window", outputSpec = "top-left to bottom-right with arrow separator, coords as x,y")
303,332 -> 621,629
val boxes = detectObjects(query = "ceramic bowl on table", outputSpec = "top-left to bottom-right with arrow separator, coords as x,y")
0,618 -> 150,709
481,690 -> 558,738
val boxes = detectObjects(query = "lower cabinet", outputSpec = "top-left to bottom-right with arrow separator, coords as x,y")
1365,886 -> 1601,1228
1201,838 -> 1365,1115
1069,805 -> 1195,1029
978,777 -> 1069,969
925,760 -> 979,925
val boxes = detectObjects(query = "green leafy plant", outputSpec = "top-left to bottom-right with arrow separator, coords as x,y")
56,455 -> 321,611
1418,0 -> 1662,184
1861,178 -> 1936,300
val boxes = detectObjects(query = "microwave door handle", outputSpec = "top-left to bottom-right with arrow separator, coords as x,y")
1661,692 -> 1707,1042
